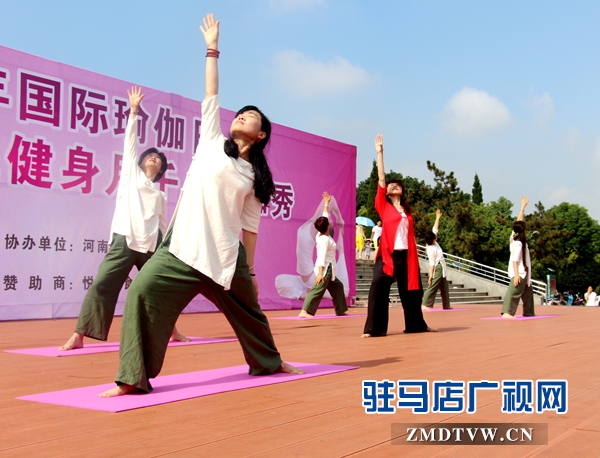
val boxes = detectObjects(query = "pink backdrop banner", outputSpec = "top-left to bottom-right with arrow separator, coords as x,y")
0,45 -> 356,320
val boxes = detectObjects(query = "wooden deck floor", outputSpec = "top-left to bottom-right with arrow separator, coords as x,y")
1,304 -> 599,457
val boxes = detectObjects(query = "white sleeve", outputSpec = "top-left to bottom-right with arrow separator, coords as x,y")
240,193 -> 261,233
123,116 -> 138,168
426,245 -> 436,266
314,236 -> 328,268
159,194 -> 167,236
197,95 -> 223,154
509,240 -> 522,263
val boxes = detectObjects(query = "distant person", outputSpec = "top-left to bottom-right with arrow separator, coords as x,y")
356,224 -> 366,259
585,286 -> 597,306
371,221 -> 382,249
501,196 -> 535,319
298,192 -> 348,317
421,209 -> 451,310
274,194 -> 349,301
365,239 -> 374,259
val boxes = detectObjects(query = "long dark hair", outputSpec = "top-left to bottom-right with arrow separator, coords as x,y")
224,106 -> 275,205
385,179 -> 412,214
513,221 -> 528,271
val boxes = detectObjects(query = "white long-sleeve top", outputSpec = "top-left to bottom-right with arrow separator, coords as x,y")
109,116 -> 166,253
426,227 -> 447,278
508,234 -> 531,286
169,95 -> 261,290
314,211 -> 338,280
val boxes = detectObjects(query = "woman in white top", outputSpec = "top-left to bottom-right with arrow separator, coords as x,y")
501,196 -> 535,318
101,14 -> 303,397
60,86 -> 188,351
298,192 -> 348,317
584,286 -> 598,306
421,209 -> 451,309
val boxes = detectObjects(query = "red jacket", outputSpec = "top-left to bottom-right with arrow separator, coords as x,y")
375,184 -> 420,290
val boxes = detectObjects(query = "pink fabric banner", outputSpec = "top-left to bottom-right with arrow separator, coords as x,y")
0,45 -> 356,320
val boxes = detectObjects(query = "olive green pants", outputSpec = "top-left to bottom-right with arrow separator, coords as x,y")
115,230 -> 282,392
501,277 -> 535,316
421,263 -> 451,309
75,233 -> 159,341
301,264 -> 348,316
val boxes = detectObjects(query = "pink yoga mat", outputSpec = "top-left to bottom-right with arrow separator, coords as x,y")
422,308 -> 469,313
4,337 -> 237,357
272,313 -> 367,321
481,315 -> 558,321
17,363 -> 359,412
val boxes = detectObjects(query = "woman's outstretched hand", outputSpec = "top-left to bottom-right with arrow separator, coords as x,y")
375,134 -> 384,155
323,191 -> 331,206
127,85 -> 145,114
200,13 -> 220,49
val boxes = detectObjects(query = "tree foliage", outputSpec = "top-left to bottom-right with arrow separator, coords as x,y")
472,173 -> 483,205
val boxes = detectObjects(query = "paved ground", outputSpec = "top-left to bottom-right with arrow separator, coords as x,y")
1,304 -> 599,457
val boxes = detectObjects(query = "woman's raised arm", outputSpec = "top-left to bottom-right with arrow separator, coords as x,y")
375,134 -> 386,188
200,13 -> 220,99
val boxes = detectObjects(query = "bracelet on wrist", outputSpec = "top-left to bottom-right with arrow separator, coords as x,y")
131,110 -> 138,115
206,48 -> 220,58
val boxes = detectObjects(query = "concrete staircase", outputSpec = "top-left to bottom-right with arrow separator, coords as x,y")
354,259 -> 503,306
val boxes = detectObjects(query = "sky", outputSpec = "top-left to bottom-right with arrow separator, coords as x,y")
2,0 -> 600,220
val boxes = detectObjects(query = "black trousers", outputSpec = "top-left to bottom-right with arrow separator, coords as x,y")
363,250 -> 428,336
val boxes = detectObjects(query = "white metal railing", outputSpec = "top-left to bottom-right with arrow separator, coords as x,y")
417,244 -> 546,297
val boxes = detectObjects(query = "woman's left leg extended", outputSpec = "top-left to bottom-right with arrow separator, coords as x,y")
393,251 -> 428,333
522,284 -> 535,316
327,276 -> 348,315
421,263 -> 444,309
216,243 -> 282,375
115,243 -> 204,392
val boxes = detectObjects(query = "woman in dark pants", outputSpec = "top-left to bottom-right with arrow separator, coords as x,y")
100,14 -> 303,397
361,134 -> 436,337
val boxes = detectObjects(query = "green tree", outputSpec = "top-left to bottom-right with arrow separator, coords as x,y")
548,202 -> 600,292
365,160 -> 380,224
470,197 -> 513,269
472,173 -> 483,205
356,177 -> 369,214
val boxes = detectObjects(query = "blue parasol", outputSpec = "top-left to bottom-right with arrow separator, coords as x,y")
356,216 -> 375,227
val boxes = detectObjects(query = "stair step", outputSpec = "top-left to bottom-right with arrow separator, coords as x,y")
354,260 -> 504,306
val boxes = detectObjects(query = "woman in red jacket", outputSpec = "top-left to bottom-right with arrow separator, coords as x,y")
361,134 -> 436,337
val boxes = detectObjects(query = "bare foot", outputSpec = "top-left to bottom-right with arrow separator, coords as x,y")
169,327 -> 191,342
99,383 -> 139,397
297,310 -> 312,318
59,332 -> 84,351
277,362 -> 305,375
426,326 -> 438,332
360,333 -> 371,338
502,313 -> 517,319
